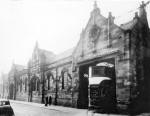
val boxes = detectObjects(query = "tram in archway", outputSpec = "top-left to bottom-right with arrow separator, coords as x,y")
88,62 -> 116,112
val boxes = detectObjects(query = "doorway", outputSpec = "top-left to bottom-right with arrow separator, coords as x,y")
77,58 -> 116,110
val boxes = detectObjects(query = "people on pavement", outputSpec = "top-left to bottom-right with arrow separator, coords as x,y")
45,96 -> 48,106
45,95 -> 52,106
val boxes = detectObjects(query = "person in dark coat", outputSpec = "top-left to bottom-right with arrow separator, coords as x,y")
45,96 -> 48,106
49,96 -> 52,105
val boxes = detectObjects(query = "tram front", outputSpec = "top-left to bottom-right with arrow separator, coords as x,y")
88,63 -> 116,112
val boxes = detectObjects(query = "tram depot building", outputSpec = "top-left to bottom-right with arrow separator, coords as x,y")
7,1 -> 150,114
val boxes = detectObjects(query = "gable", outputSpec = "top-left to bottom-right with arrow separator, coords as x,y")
73,6 -> 123,63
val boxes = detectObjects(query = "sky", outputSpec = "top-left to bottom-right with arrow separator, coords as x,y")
0,0 -> 150,75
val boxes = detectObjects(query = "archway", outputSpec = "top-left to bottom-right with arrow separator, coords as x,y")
29,76 -> 40,102
77,58 -> 116,110
46,72 -> 54,91
61,68 -> 72,91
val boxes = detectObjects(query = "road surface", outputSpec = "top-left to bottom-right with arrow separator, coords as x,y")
10,101 -> 88,116
10,101 -> 148,116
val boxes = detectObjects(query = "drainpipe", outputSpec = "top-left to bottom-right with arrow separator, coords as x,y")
107,12 -> 114,47
42,70 -> 45,103
55,67 -> 58,105
107,13 -> 110,47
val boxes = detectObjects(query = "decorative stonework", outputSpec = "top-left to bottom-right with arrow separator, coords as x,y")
89,24 -> 101,46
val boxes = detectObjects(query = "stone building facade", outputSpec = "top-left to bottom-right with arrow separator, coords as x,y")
15,68 -> 28,101
44,48 -> 75,106
7,1 -> 150,113
1,73 -> 9,99
27,42 -> 56,103
8,63 -> 25,100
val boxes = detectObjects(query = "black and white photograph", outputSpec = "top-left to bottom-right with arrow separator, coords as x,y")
0,0 -> 150,116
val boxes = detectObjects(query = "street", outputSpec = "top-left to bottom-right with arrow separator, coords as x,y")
9,100 -> 150,116
10,101 -> 88,116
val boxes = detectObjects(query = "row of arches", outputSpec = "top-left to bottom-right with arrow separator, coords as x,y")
30,76 -> 40,91
28,68 -> 73,93
16,78 -> 28,93
45,69 -> 72,91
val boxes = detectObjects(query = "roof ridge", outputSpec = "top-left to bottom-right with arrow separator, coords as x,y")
120,18 -> 138,30
55,47 -> 75,56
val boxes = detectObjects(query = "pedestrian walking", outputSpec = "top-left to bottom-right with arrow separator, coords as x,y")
45,96 -> 48,106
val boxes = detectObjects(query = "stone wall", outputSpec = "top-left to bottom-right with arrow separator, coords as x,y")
45,59 -> 78,107
16,92 -> 28,102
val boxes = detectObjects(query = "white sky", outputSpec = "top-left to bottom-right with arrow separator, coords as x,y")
0,0 -> 150,74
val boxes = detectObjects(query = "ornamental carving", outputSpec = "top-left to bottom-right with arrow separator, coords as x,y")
88,24 -> 101,49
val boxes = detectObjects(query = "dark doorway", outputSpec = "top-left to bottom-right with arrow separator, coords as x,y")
77,64 -> 89,109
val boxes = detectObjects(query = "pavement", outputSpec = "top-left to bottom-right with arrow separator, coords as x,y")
10,100 -> 87,114
9,100 -> 149,116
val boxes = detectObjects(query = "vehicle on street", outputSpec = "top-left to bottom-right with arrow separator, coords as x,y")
0,99 -> 14,116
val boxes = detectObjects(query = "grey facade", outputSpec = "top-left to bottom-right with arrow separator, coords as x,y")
7,1 -> 150,113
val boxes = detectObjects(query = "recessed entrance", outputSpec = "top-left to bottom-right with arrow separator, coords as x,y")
77,58 -> 116,111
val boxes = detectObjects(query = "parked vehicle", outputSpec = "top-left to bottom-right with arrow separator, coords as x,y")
88,62 -> 116,112
0,99 -> 14,116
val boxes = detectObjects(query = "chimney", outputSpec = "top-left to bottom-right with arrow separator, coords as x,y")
107,12 -> 114,47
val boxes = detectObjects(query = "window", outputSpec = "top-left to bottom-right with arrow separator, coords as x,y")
92,66 -> 106,77
20,79 -> 22,92
37,79 -> 40,91
31,78 -> 36,91
46,73 -> 54,90
62,71 -> 72,90
49,75 -> 54,90
25,78 -> 27,92
46,76 -> 49,90
64,72 -> 68,88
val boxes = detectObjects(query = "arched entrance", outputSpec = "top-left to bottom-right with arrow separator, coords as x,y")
77,58 -> 116,111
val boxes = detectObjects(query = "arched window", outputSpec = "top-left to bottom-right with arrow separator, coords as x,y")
49,74 -> 54,90
47,75 -> 50,90
64,72 -> 68,88
20,79 -> 22,92
37,79 -> 40,91
31,77 -> 36,91
61,70 -> 72,90
16,81 -> 18,92
25,78 -> 27,92
46,73 -> 54,90
61,71 -> 65,89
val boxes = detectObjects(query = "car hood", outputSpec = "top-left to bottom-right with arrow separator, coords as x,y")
89,77 -> 111,85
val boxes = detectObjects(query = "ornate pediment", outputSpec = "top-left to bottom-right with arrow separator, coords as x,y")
88,24 -> 101,49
